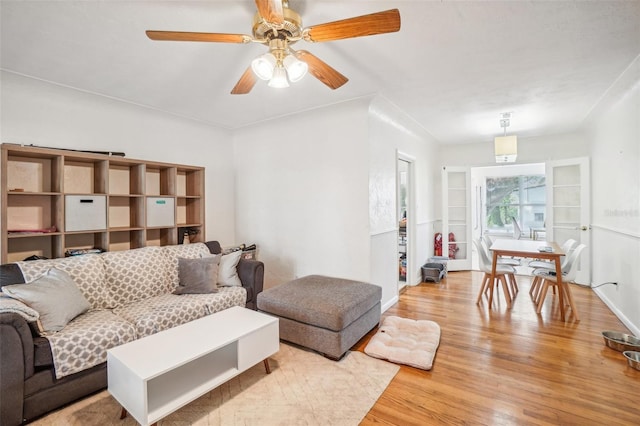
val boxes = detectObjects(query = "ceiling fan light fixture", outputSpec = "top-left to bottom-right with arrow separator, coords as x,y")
251,53 -> 276,80
147,5 -> 402,95
283,54 -> 308,82
268,66 -> 290,88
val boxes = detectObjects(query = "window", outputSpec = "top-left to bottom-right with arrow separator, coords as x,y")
485,175 -> 545,234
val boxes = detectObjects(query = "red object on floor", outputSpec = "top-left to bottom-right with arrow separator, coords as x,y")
434,233 -> 442,256
448,232 -> 459,259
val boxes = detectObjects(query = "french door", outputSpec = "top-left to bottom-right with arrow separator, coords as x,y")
545,157 -> 591,284
442,167 -> 472,271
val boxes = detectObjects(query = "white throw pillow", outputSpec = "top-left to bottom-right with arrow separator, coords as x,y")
217,250 -> 242,287
2,268 -> 90,334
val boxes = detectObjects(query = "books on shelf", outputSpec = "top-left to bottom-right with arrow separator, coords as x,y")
8,226 -> 57,234
65,248 -> 105,256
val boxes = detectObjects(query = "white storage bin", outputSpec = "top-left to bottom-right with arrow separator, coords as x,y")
65,195 -> 107,232
146,197 -> 175,227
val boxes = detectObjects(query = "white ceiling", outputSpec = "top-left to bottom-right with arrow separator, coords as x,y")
2,1 -> 639,144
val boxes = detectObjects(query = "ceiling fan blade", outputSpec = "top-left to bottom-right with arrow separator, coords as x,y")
254,0 -> 284,25
146,30 -> 249,43
231,66 -> 257,95
294,50 -> 348,90
305,9 -> 401,42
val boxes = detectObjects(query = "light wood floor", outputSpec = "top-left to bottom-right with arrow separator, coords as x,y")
355,271 -> 640,425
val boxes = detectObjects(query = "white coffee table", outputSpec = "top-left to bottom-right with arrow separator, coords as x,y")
107,306 -> 279,426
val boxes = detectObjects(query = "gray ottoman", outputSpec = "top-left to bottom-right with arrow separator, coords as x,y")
257,275 -> 381,360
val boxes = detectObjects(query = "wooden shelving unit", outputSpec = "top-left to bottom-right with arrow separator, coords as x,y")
1,144 -> 205,263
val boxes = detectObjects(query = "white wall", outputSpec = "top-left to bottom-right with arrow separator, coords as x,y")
0,71 -> 236,244
584,56 -> 640,336
233,95 -> 439,311
233,99 -> 371,290
369,96 -> 440,310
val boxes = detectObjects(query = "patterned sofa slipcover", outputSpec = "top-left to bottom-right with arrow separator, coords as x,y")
0,241 -> 264,426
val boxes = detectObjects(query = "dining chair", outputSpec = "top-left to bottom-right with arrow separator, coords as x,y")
480,235 -> 519,296
533,244 -> 586,320
529,239 -> 577,270
482,234 -> 521,267
528,238 -> 577,301
473,238 -> 516,308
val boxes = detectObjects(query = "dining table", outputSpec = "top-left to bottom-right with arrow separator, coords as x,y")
488,239 -> 566,320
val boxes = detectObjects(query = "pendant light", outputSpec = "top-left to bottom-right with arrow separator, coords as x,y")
495,113 -> 517,163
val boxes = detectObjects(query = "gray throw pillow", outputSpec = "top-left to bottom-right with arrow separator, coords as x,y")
173,255 -> 221,295
1,268 -> 91,334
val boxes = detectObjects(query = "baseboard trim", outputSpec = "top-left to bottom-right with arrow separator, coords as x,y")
594,287 -> 640,336
381,295 -> 399,313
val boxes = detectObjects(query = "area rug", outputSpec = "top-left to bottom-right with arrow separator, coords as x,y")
364,316 -> 441,370
31,343 -> 399,425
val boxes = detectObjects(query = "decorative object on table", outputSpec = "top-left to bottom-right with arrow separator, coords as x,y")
602,331 -> 640,352
365,315 -> 441,370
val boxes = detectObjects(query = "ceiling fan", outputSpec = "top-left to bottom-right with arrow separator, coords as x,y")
146,0 -> 401,94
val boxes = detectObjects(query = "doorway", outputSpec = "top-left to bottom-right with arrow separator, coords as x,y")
397,153 -> 414,289
468,159 -> 590,284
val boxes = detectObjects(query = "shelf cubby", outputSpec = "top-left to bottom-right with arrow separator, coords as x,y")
6,235 -> 63,263
146,166 -> 176,196
109,161 -> 145,196
177,197 -> 202,227
145,228 -> 178,247
109,230 -> 145,252
65,232 -> 108,253
63,156 -> 107,194
108,195 -> 144,229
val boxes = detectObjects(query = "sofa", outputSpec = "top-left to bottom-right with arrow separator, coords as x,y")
0,241 -> 264,426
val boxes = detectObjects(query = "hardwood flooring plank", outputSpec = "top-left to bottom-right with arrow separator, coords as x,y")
357,271 -> 640,425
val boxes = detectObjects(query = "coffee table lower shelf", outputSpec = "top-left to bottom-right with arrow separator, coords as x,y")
107,307 -> 279,426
